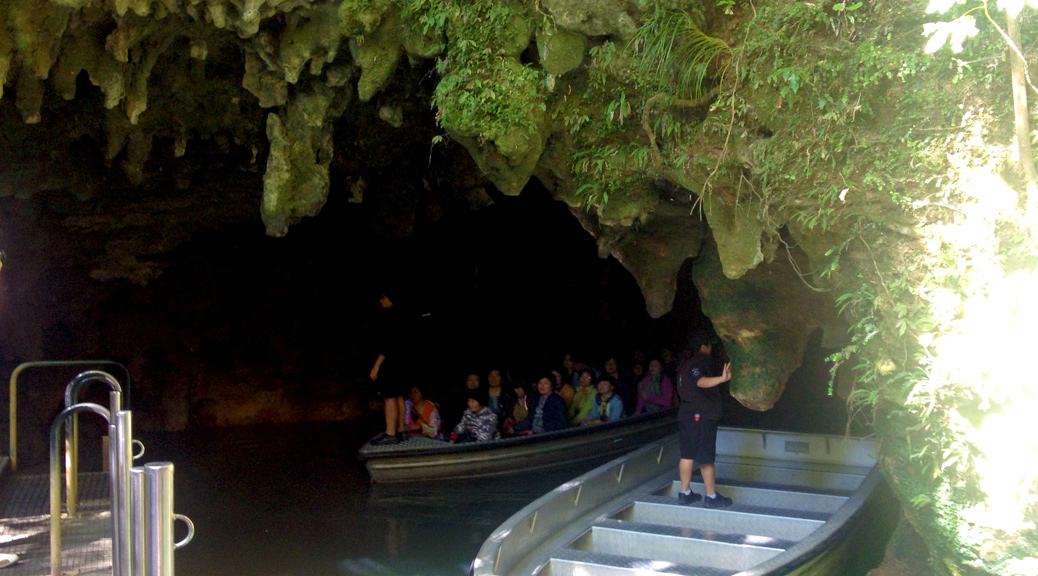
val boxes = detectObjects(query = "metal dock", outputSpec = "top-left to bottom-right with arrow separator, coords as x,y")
0,457 -> 114,575
3,363 -> 194,576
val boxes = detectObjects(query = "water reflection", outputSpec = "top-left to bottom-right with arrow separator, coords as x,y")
137,419 -> 896,576
138,420 -> 608,576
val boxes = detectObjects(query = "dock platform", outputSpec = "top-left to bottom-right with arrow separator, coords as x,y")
0,456 -> 113,575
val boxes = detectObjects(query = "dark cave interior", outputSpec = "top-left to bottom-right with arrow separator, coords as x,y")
1,169 -> 851,472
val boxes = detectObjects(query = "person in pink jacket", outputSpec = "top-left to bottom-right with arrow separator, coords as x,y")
635,359 -> 674,414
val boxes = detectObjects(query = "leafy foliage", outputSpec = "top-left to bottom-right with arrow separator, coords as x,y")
628,8 -> 731,100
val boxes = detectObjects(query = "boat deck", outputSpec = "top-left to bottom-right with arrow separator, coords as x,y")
0,457 -> 114,575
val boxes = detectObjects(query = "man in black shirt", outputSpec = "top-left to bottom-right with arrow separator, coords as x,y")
675,331 -> 733,507
370,291 -> 409,445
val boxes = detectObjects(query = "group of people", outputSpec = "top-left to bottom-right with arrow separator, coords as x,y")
386,357 -> 635,445
367,291 -> 735,508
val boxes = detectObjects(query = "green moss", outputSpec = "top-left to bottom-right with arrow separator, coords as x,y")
351,11 -> 402,102
279,3 -> 343,84
701,192 -> 764,279
431,0 -> 546,194
243,51 -> 288,108
262,84 -> 343,236
538,25 -> 587,77
338,0 -> 394,36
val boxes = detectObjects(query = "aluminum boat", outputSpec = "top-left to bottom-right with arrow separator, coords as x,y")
473,428 -> 880,576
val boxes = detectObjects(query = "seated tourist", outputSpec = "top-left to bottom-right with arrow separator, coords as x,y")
502,380 -> 531,436
513,376 -> 568,434
464,372 -> 481,391
486,368 -> 515,426
584,377 -> 624,425
442,371 -> 483,429
450,388 -> 498,443
635,359 -> 674,414
550,368 -> 575,408
603,356 -> 636,415
405,385 -> 442,439
561,353 -> 580,388
568,369 -> 597,426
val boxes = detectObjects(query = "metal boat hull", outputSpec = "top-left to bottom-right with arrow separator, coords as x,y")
357,409 -> 678,483
474,428 -> 880,576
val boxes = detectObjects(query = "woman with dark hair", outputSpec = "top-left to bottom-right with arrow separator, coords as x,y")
405,384 -> 442,439
550,368 -> 575,408
514,375 -> 568,434
486,368 -> 515,428
635,358 -> 674,414
502,379 -> 531,436
604,356 -> 636,414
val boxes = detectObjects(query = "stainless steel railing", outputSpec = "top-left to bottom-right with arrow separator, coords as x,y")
64,370 -> 133,517
47,370 -> 194,576
10,360 -> 131,470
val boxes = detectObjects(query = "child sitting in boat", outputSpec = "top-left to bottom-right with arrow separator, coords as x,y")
404,385 -> 442,439
583,377 -> 624,425
450,388 -> 498,443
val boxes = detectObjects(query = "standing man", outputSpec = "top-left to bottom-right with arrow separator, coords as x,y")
675,331 -> 733,507
370,290 -> 408,445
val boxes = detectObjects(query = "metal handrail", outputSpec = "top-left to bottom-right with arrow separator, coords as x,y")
44,374 -> 190,576
50,402 -> 111,576
8,360 -> 130,470
64,371 -> 123,517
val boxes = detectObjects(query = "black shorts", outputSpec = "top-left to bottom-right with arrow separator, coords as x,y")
678,407 -> 718,464
375,365 -> 408,398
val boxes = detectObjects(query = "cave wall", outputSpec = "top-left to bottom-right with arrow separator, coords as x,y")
3,2 -> 1035,572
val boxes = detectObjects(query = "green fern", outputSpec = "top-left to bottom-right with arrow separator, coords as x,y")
629,9 -> 730,100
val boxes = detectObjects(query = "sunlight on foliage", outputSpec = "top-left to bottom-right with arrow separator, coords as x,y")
922,17 -> 979,53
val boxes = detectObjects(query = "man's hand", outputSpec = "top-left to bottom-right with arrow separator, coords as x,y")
369,366 -> 379,381
721,363 -> 732,383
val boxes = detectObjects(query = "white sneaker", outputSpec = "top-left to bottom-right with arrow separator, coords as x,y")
0,553 -> 18,568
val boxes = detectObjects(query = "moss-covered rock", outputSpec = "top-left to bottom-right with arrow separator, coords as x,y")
261,83 -> 347,236
537,25 -> 586,77
693,237 -> 838,410
593,202 -> 705,318
541,0 -> 636,38
350,11 -> 402,102
701,191 -> 764,280
279,3 -> 342,84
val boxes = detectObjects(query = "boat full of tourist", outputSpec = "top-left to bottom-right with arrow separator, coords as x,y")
473,427 -> 881,576
357,406 -> 678,483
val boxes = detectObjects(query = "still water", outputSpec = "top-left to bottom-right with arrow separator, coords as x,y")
138,419 -> 897,576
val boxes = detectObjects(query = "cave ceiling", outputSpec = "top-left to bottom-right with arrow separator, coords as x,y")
0,0 -> 846,414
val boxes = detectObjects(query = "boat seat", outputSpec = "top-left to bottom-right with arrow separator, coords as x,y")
543,547 -> 743,576
709,455 -> 872,494
585,518 -> 799,550
658,481 -> 850,515
616,498 -> 826,541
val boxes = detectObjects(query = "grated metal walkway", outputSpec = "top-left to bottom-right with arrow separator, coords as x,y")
0,457 -> 113,576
